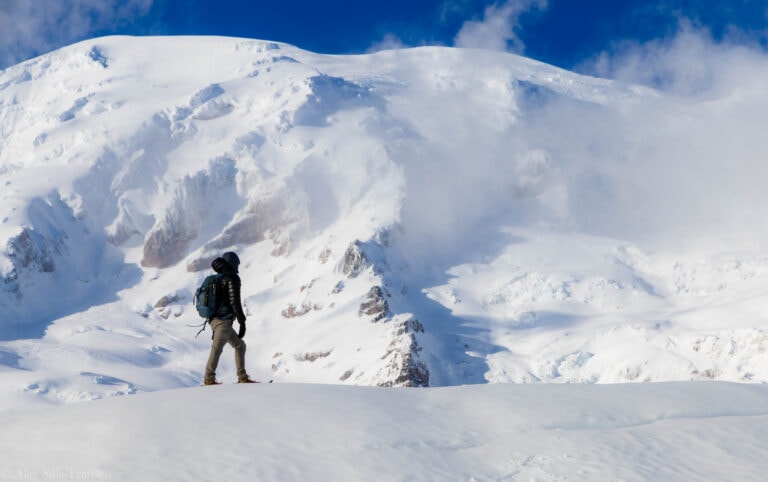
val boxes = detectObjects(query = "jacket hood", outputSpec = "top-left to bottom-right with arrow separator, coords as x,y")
221,251 -> 240,270
211,257 -> 237,274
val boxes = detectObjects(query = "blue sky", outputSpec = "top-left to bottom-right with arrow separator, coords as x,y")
1,0 -> 767,87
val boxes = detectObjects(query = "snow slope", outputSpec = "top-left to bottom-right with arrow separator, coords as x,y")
0,35 -> 767,408
2,382 -> 767,481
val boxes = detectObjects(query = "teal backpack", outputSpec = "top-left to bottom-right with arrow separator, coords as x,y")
194,274 -> 224,319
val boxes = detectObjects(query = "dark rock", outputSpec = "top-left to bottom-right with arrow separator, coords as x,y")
359,286 -> 390,322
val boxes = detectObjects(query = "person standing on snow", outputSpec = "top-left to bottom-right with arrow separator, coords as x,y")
203,251 -> 256,385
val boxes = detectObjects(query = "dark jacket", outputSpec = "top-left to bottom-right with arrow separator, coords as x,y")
211,257 -> 246,323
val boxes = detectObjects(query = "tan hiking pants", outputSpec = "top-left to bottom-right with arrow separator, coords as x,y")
204,318 -> 247,382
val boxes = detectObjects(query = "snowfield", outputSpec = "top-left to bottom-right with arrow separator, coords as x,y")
2,382 -> 768,481
1,34 -> 768,480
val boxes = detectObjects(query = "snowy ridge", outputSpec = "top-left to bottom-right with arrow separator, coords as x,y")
1,35 -> 767,408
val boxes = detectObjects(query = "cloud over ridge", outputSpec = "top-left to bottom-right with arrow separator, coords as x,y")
0,0 -> 153,68
453,0 -> 547,53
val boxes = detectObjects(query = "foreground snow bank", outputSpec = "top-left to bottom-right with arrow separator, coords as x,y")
1,382 -> 767,481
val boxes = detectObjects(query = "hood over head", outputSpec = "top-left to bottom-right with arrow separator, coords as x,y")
212,251 -> 240,274
222,251 -> 240,270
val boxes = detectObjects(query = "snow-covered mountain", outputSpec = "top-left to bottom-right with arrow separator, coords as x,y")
1,36 -> 767,407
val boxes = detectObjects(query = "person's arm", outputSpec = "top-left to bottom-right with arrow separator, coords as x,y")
226,274 -> 247,324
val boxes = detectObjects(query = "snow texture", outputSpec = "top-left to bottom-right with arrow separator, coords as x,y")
1,382 -> 767,481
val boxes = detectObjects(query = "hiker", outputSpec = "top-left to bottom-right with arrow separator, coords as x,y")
203,251 -> 255,385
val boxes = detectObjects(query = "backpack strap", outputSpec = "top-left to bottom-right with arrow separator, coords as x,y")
186,319 -> 210,338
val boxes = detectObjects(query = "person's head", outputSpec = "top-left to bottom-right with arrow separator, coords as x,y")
222,251 -> 240,272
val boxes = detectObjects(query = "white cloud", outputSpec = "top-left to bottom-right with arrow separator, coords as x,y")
421,11 -> 768,251
0,0 -> 153,68
367,33 -> 408,53
530,24 -> 768,246
581,21 -> 768,98
453,0 -> 546,53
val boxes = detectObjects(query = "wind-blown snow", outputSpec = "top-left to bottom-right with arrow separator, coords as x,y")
1,33 -> 768,481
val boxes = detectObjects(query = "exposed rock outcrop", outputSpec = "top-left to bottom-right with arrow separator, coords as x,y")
378,317 -> 429,387
340,241 -> 368,278
358,286 -> 390,322
141,158 -> 238,268
7,228 -> 59,274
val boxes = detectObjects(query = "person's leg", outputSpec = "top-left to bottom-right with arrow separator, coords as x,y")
204,318 -> 231,383
227,328 -> 249,381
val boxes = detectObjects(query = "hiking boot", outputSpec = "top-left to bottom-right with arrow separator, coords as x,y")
238,376 -> 258,384
203,379 -> 222,386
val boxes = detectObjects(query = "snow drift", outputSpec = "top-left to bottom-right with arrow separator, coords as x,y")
2,382 -> 767,481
